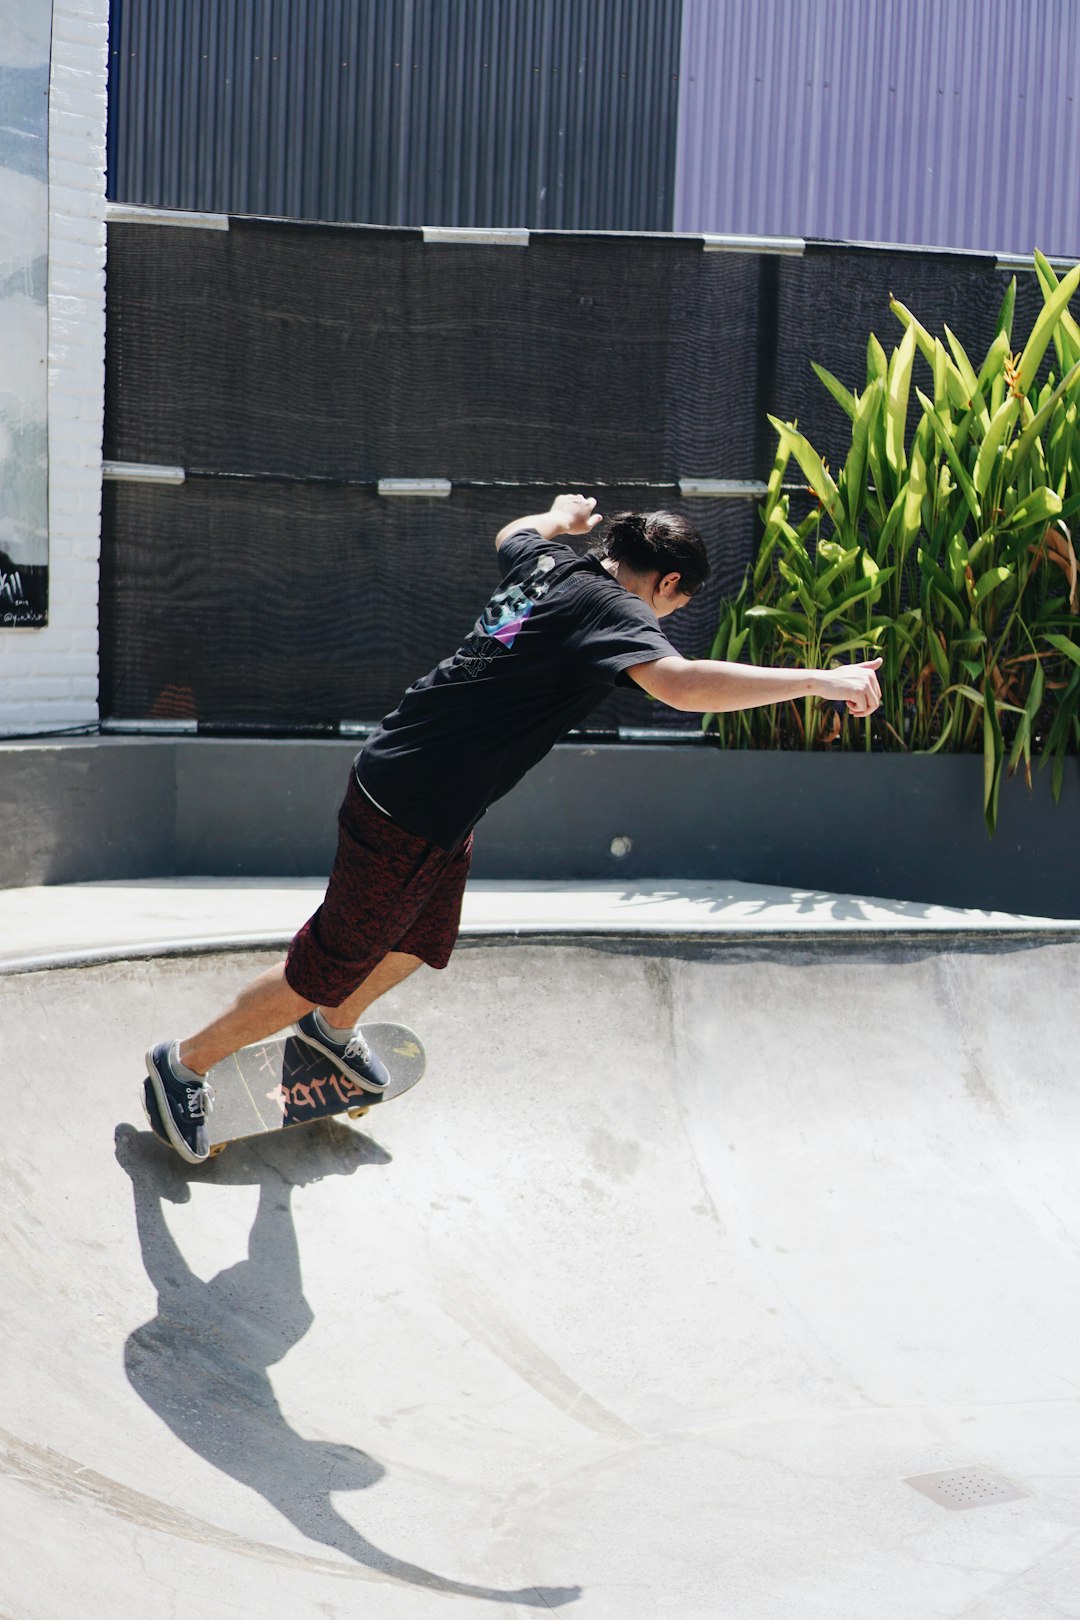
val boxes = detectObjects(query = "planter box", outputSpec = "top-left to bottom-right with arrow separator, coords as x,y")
0,738 -> 1076,917
485,745 -> 1079,917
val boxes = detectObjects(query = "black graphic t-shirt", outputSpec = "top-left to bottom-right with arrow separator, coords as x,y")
356,528 -> 679,848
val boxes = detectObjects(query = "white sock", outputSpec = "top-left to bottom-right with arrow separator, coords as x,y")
171,1041 -> 208,1083
315,1009 -> 356,1043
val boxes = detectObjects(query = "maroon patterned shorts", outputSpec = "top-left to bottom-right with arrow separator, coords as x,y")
284,771 -> 472,1006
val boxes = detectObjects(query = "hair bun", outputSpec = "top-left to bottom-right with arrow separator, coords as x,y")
591,508 -> 710,595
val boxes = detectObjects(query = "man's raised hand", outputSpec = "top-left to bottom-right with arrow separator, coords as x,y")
550,493 -> 603,535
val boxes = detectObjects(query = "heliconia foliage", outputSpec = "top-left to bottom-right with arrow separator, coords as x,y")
705,252 -> 1080,834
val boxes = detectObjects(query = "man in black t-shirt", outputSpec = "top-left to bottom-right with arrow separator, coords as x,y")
146,494 -> 882,1163
356,522 -> 684,847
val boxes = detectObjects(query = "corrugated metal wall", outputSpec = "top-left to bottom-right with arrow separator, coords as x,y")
106,0 -> 682,230
675,0 -> 1080,259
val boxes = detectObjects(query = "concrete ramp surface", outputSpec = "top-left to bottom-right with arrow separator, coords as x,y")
3,935 -> 1080,1618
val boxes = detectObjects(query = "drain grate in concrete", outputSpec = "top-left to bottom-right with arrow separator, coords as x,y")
904,1465 -> 1029,1511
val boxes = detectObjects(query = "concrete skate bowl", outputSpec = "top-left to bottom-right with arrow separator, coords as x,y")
3,932 -> 1080,1619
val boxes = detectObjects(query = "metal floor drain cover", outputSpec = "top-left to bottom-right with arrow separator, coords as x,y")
905,1465 -> 1029,1511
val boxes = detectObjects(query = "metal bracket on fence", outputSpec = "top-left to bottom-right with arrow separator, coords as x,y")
423,226 -> 530,247
701,233 -> 805,256
105,202 -> 230,231
101,718 -> 198,734
103,462 -> 186,485
376,478 -> 453,497
678,478 -> 768,499
996,252 -> 1078,274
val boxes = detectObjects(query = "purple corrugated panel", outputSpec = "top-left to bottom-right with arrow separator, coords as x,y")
675,0 -> 1080,259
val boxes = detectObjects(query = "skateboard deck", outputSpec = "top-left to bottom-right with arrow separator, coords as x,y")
142,1023 -> 425,1157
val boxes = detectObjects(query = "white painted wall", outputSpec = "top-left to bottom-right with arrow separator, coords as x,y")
0,0 -> 107,733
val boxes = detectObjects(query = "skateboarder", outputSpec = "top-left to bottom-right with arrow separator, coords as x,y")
147,493 -> 882,1162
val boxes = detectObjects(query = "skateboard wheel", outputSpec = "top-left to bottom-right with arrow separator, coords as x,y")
347,1107 -> 370,1119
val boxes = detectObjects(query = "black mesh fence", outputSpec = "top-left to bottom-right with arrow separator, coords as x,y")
101,479 -> 757,730
102,220 -> 1041,729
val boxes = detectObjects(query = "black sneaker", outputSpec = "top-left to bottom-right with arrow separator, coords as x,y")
141,1078 -> 168,1143
293,1011 -> 390,1093
145,1041 -> 214,1163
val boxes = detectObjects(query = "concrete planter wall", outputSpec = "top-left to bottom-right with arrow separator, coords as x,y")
1,737 -> 1076,917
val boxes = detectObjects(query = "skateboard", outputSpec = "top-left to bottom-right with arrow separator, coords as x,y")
142,1024 -> 426,1157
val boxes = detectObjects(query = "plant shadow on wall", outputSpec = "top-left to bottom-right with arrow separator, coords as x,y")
113,1122 -> 579,1608
707,250 -> 1080,834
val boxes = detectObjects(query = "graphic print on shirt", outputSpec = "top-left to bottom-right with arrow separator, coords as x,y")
458,553 -> 558,679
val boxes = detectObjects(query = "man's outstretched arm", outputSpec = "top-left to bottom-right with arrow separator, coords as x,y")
629,654 -> 883,718
495,492 -> 603,549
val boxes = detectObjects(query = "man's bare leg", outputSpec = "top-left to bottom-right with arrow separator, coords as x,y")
178,952 -> 423,1076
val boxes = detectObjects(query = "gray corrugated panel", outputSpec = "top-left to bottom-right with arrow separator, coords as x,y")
674,0 -> 1080,260
106,0 -> 683,231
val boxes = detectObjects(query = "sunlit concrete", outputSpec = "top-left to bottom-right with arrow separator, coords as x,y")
2,927 -> 1079,1617
0,875 -> 1069,972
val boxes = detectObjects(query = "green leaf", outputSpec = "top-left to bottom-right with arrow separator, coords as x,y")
814,550 -> 861,600
763,432 -> 791,515
983,681 -> 1004,836
927,630 -> 950,683
944,325 -> 980,401
1001,486 -> 1063,532
947,529 -> 970,594
917,391 -> 982,524
1007,712 -> 1030,780
839,377 -> 883,527
932,339 -> 952,411
889,299 -> 936,365
778,550 -> 813,588
975,330 -> 1011,397
745,605 -> 810,633
811,362 -> 858,422
923,706 -> 958,755
767,418 -> 844,525
1035,251 -> 1080,369
1042,666 -> 1080,757
973,397 -> 1020,496
827,632 -> 887,657
885,324 -> 917,477
902,429 -> 929,543
1044,631 -> 1080,667
971,566 -> 1013,603
918,548 -> 967,629
1016,259 -> 1080,396
1007,355 -> 1080,476
943,367 -> 974,416
816,539 -> 850,564
867,332 -> 888,385
820,570 -> 893,631
993,276 -> 1016,345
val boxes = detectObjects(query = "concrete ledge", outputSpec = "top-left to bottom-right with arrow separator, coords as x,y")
2,737 -> 1078,916
0,875 -> 1074,976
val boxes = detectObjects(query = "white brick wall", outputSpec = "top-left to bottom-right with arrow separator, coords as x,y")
0,0 -> 108,734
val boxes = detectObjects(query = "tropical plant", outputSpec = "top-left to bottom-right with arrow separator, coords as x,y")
705,251 -> 1080,833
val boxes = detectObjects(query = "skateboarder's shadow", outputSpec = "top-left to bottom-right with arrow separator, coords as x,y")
115,1122 -> 577,1608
